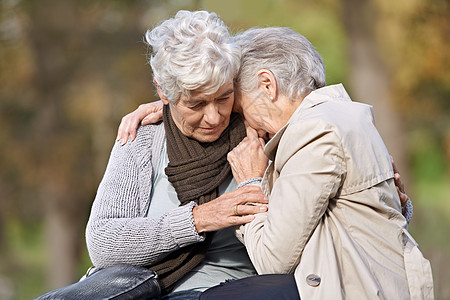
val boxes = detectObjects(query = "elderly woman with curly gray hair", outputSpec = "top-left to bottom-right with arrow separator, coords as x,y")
84,11 -> 269,300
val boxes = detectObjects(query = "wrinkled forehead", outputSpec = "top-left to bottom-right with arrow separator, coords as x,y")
178,81 -> 234,102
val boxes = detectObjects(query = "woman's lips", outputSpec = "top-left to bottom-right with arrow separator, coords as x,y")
199,126 -> 219,132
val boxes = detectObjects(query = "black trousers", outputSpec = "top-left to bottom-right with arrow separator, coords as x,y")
200,274 -> 300,300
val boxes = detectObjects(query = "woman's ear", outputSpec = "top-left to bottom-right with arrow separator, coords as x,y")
256,69 -> 277,102
154,78 -> 170,105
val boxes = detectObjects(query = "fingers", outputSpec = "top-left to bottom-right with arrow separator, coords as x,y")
229,204 -> 268,226
193,186 -> 268,232
152,99 -> 164,106
391,155 -> 405,193
233,136 -> 263,153
228,138 -> 268,184
227,203 -> 267,226
227,151 -> 241,181
394,174 -> 405,194
232,203 -> 268,216
397,186 -> 409,206
128,116 -> 139,142
116,123 -> 127,145
117,107 -> 146,145
116,102 -> 164,145
258,137 -> 266,148
116,118 -> 133,146
244,120 -> 259,140
229,215 -> 256,226
397,185 -> 409,215
391,155 -> 398,173
141,109 -> 163,125
117,115 -> 139,145
235,186 -> 268,205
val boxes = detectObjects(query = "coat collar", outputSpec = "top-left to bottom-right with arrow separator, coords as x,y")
264,84 -> 351,160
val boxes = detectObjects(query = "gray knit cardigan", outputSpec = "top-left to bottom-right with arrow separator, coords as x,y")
86,123 -> 205,268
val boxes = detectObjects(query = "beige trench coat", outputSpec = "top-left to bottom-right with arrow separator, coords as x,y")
237,84 -> 434,299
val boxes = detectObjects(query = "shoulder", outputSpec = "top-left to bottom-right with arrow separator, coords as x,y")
110,122 -> 165,167
291,97 -> 376,143
134,122 -> 165,146
121,122 -> 165,153
285,105 -> 341,143
294,84 -> 374,126
276,117 -> 344,170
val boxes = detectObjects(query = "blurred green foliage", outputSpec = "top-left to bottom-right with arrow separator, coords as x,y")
0,0 -> 449,299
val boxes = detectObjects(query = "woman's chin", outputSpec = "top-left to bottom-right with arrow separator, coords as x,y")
191,130 -> 223,143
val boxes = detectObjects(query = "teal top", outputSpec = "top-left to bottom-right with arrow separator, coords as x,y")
148,142 -> 257,292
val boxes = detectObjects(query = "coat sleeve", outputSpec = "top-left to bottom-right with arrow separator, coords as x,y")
238,120 -> 345,274
86,126 -> 204,268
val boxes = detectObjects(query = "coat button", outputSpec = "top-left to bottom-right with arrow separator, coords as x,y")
306,274 -> 321,287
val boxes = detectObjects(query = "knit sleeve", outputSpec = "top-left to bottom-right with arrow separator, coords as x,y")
403,197 -> 413,224
85,125 -> 204,268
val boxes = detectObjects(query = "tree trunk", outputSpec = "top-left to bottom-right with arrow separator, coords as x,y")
42,183 -> 83,287
341,0 -> 409,183
26,0 -> 85,288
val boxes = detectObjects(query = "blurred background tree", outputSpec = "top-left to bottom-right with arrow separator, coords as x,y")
0,0 -> 448,299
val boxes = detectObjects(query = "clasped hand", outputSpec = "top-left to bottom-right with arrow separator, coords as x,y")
227,125 -> 269,185
193,123 -> 270,234
193,186 -> 268,233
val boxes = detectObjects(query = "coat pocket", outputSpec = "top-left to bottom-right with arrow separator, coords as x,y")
403,229 -> 434,300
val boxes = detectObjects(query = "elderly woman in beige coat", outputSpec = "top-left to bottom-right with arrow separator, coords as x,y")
225,27 -> 434,299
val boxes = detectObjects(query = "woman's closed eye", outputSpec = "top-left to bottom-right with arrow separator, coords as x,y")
189,103 -> 204,110
186,101 -> 205,110
216,96 -> 232,103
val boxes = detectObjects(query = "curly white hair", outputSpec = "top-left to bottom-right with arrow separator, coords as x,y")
145,10 -> 241,103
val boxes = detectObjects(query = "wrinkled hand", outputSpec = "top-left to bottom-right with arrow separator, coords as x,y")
193,186 -> 268,233
227,125 -> 268,185
391,156 -> 409,214
116,101 -> 164,145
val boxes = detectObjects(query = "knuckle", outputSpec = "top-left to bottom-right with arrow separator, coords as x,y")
239,186 -> 250,193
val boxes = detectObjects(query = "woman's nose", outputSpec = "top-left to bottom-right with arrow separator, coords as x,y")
204,105 -> 221,126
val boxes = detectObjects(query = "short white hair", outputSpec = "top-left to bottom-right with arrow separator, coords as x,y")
235,27 -> 326,99
145,10 -> 241,103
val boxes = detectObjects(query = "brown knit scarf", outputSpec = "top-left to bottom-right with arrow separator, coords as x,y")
148,104 -> 246,293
